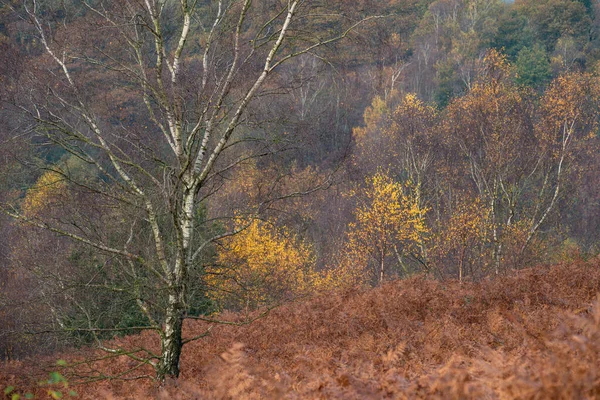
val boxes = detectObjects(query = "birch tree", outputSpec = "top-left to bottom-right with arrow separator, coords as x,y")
345,171 -> 428,284
3,0 -> 371,380
444,51 -> 599,272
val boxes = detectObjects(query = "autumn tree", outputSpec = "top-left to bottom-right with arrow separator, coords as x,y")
524,71 -> 600,256
353,93 -> 438,183
207,219 -> 317,311
345,171 -> 428,284
443,50 -> 537,273
442,49 -> 600,272
432,197 -> 490,282
2,0 -> 374,380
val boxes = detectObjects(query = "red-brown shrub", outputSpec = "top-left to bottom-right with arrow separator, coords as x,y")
2,258 -> 600,399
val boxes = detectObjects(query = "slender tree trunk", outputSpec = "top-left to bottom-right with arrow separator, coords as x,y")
394,245 -> 410,277
521,123 -> 571,258
459,247 -> 465,283
490,181 -> 501,275
415,181 -> 429,264
157,295 -> 184,380
157,189 -> 195,380
379,248 -> 385,285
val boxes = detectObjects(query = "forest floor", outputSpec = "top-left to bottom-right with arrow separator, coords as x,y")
2,257 -> 600,399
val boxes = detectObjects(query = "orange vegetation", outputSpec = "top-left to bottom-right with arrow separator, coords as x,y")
2,258 -> 600,399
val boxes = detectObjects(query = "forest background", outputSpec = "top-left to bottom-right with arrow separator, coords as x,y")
0,0 -> 600,387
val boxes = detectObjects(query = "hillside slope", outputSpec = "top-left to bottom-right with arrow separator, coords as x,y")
2,258 -> 600,399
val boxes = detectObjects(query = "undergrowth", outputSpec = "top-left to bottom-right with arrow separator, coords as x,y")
2,258 -> 600,399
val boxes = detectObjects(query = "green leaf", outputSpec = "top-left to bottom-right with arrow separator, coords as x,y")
48,372 -> 65,385
10,393 -> 20,400
4,386 -> 15,395
48,390 -> 62,399
67,390 -> 77,397
55,360 -> 67,367
24,394 -> 34,399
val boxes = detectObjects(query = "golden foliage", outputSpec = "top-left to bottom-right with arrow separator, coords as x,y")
537,72 -> 600,157
345,171 -> 428,283
393,92 -> 436,122
22,170 -> 67,218
353,93 -> 437,179
446,198 -> 489,247
432,197 -> 491,280
481,48 -> 513,84
207,220 -> 317,310
444,65 -> 532,173
352,96 -> 392,172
